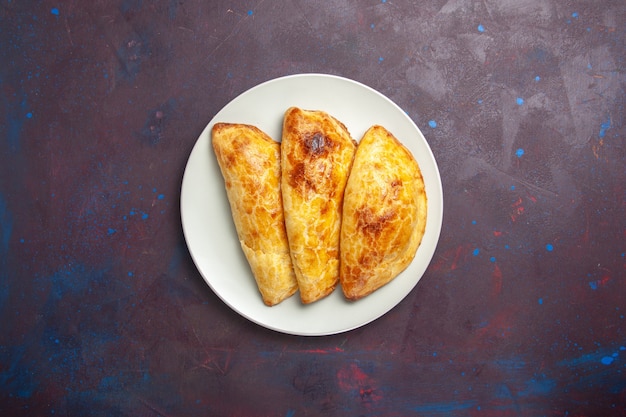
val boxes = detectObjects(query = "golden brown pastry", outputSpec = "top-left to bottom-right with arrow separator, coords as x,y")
281,107 -> 357,303
340,125 -> 427,301
212,122 -> 298,306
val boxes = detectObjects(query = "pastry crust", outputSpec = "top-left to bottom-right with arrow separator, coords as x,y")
281,107 -> 357,303
212,123 -> 298,306
340,125 -> 427,301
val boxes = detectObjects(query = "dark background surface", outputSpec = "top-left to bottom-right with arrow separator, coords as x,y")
1,1 -> 625,416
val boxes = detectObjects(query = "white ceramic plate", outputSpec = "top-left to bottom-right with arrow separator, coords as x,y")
181,74 -> 443,336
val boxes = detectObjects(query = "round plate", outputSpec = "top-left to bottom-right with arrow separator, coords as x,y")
181,74 -> 443,336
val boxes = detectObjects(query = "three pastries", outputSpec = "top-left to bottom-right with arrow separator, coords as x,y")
212,108 -> 427,305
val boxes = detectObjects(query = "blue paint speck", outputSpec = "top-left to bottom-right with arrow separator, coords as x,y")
515,148 -> 524,158
128,272 -> 133,277
141,212 -> 149,220
516,97 -> 524,106
472,248 -> 480,256
490,257 -> 496,263
471,220 -> 476,225
546,244 -> 553,251
26,112 -> 33,119
535,75 -> 541,82
538,298 -> 543,305
286,410 -> 296,417
370,23 -> 375,29
589,281 -> 598,290
51,7 -> 60,15
599,117 -> 611,138
510,185 -> 516,190
572,12 -> 579,18
477,99 -> 483,104
428,120 -> 437,128
477,24 -> 485,32
601,356 -> 614,365
107,228 -> 116,235
157,194 -> 164,200
247,10 -> 253,16
378,57 -> 384,62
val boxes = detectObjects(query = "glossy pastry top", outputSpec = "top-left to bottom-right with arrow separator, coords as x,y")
281,107 -> 357,304
340,125 -> 427,301
212,122 -> 297,306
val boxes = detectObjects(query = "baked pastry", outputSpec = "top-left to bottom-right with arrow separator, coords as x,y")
281,107 -> 357,303
212,122 -> 298,306
340,125 -> 427,301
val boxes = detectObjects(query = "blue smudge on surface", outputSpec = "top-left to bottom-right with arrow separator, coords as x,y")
116,36 -> 151,82
51,7 -> 60,15
0,345 -> 38,399
120,0 -> 144,15
477,24 -> 485,32
599,117 -> 611,138
546,244 -> 553,251
601,356 -> 614,365
139,98 -> 178,145
428,120 -> 437,128
0,194 -> 12,257
515,148 -> 524,158
516,97 -> 524,105
411,400 -> 477,414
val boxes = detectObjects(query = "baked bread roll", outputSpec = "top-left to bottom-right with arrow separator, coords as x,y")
340,125 -> 427,301
212,123 -> 298,306
281,107 -> 357,303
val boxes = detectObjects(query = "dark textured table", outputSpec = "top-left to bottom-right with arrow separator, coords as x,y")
1,1 -> 625,416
